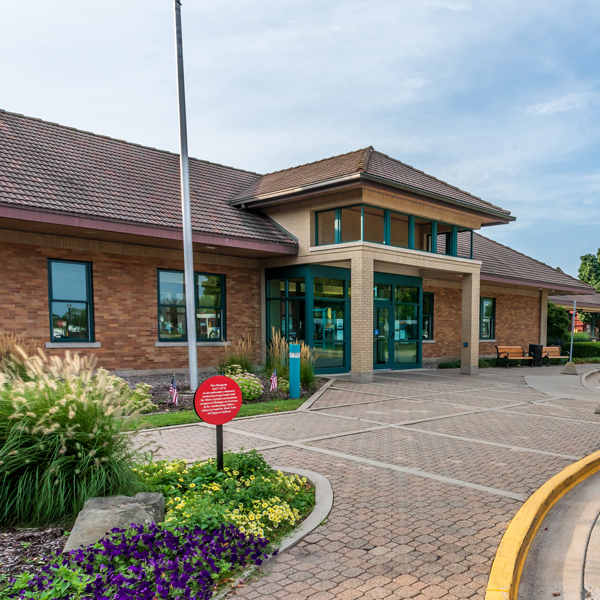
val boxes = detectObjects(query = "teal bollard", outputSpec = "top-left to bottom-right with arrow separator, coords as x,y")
289,344 -> 300,399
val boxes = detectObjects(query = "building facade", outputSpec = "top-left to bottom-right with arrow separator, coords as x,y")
0,110 -> 592,381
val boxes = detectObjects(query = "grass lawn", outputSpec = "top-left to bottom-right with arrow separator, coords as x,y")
129,397 -> 306,431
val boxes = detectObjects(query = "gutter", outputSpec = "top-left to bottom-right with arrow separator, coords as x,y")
480,273 -> 594,294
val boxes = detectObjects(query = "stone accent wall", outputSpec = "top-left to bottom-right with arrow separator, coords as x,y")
0,240 -> 261,372
423,283 -> 541,361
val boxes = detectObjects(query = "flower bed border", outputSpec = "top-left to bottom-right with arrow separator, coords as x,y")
213,466 -> 333,600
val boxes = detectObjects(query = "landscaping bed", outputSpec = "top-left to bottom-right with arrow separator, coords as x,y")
1,452 -> 315,599
0,339 -> 316,599
121,372 -> 324,414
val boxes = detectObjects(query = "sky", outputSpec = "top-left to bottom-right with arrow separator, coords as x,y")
2,0 -> 600,278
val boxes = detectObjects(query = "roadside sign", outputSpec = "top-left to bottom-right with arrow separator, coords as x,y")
193,376 -> 242,469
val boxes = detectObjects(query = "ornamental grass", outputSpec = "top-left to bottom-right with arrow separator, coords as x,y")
0,349 -> 146,526
218,334 -> 254,373
266,329 -> 316,389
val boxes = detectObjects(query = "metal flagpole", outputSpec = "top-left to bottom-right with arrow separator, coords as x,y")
570,300 -> 577,361
173,0 -> 198,390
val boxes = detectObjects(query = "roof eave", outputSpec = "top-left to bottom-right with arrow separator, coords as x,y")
0,204 -> 299,255
233,172 -> 514,224
481,273 -> 594,294
231,173 -> 363,207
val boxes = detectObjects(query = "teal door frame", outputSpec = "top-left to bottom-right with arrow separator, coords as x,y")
265,264 -> 351,374
373,272 -> 422,370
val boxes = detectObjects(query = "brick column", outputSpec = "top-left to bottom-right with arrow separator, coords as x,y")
351,250 -> 374,383
539,290 -> 548,345
461,272 -> 480,375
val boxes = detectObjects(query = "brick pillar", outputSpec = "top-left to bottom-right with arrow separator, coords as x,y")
351,251 -> 374,383
540,290 -> 548,345
461,272 -> 480,375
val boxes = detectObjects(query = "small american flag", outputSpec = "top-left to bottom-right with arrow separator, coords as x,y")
269,368 -> 278,392
169,376 -> 178,406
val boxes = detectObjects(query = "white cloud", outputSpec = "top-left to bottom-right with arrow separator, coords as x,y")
528,93 -> 597,116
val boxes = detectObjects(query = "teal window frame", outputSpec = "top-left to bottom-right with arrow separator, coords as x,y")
157,269 -> 226,342
422,292 -> 434,340
47,258 -> 94,343
480,297 -> 496,340
315,204 -> 472,259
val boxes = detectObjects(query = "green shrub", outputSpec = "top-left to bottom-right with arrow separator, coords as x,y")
224,365 -> 262,401
438,358 -> 496,369
278,379 -> 290,394
559,341 -> 600,358
573,332 -> 591,341
547,302 -> 570,340
0,350 -> 144,526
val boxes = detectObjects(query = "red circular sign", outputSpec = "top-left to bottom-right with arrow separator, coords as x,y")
193,376 -> 242,425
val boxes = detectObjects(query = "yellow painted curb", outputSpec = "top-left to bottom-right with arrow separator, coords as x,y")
485,448 -> 600,600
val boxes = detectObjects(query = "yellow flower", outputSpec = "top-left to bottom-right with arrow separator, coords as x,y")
189,483 -> 196,488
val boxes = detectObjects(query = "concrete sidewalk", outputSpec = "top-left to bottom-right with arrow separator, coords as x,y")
135,365 -> 600,600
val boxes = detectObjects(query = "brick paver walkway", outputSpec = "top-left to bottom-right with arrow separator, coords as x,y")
136,365 -> 600,600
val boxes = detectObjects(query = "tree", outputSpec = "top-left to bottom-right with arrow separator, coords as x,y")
547,302 -> 570,340
579,251 -> 600,292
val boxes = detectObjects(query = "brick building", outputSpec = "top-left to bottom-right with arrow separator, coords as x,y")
0,110 -> 592,381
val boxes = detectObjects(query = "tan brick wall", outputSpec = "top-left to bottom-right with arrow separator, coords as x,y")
0,240 -> 261,372
423,283 -> 541,360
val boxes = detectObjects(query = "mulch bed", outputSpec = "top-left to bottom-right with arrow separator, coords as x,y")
0,526 -> 68,577
122,373 -> 324,413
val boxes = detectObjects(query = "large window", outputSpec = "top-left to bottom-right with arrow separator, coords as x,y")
315,204 -> 472,258
422,292 -> 434,340
158,270 -> 225,341
48,259 -> 94,342
480,297 -> 496,340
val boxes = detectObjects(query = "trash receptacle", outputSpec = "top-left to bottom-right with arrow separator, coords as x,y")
529,344 -> 543,367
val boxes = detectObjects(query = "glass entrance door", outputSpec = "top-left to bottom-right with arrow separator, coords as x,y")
374,304 -> 391,366
374,280 -> 421,369
313,300 -> 345,369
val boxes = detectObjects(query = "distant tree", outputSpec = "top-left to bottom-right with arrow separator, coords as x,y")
579,251 -> 600,292
547,302 -> 570,340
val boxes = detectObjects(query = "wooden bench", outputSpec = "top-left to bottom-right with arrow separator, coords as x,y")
495,345 -> 534,368
542,346 -> 570,366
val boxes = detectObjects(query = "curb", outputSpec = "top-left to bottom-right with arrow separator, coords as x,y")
298,378 -> 334,411
214,466 -> 333,599
581,368 -> 600,394
485,449 -> 600,600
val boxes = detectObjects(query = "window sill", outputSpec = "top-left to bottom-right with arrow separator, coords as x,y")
422,340 -> 436,344
45,342 -> 101,349
154,341 -> 231,347
480,339 -> 497,343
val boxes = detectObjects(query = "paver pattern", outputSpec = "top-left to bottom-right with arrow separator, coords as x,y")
135,365 -> 600,599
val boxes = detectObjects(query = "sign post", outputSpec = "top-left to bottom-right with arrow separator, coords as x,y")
289,344 -> 301,399
193,376 -> 242,470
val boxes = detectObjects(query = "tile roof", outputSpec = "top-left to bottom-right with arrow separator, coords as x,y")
550,293 -> 600,310
234,146 -> 512,218
0,110 -> 295,247
463,233 -> 593,293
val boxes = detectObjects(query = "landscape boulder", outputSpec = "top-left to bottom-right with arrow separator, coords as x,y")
63,492 -> 165,552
